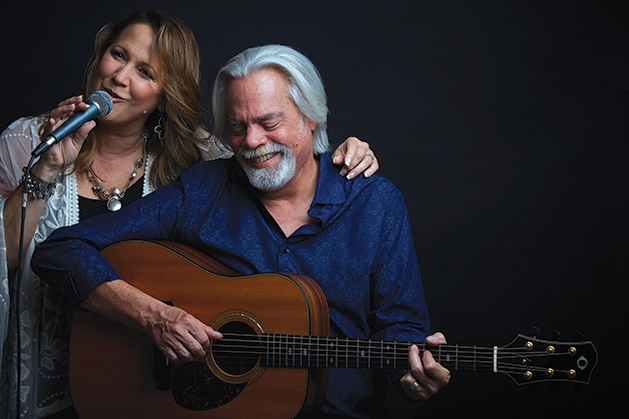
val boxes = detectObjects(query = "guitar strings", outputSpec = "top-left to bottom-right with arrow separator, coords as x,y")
206,333 -> 584,376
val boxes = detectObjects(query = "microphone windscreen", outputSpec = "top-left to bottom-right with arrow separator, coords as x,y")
87,91 -> 113,117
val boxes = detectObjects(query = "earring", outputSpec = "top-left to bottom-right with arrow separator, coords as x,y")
154,113 -> 166,145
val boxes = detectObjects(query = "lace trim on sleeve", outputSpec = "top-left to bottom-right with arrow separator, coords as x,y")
0,116 -> 48,198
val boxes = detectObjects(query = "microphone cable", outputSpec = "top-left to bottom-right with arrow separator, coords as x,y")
15,156 -> 36,419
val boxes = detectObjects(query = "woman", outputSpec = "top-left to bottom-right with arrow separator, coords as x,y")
0,9 -> 378,418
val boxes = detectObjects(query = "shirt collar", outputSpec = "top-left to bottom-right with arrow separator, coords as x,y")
312,153 -> 347,207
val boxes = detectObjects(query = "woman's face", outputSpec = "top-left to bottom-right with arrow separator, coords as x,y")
93,23 -> 164,129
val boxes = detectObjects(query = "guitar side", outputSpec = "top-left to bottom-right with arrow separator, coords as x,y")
69,240 -> 329,419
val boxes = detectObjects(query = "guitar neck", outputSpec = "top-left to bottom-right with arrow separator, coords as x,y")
215,332 -> 597,386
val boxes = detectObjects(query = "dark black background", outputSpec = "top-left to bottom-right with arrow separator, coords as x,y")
2,1 -> 626,417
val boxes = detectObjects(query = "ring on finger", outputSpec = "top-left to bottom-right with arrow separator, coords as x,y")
409,381 -> 420,391
365,153 -> 374,160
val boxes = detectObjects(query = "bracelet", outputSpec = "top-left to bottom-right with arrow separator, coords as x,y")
19,167 -> 57,200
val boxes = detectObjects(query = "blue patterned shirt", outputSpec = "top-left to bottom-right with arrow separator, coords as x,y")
32,153 -> 430,418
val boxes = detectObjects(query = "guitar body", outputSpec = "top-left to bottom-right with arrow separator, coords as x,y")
70,240 -> 329,419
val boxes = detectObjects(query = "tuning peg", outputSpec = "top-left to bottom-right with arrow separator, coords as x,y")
572,331 -> 585,342
528,326 -> 541,337
552,330 -> 561,341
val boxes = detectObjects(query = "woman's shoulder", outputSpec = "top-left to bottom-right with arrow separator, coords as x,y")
196,128 -> 233,161
0,116 -> 48,197
1,115 -> 47,146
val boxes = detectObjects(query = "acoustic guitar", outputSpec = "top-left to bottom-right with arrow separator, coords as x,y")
69,240 -> 598,418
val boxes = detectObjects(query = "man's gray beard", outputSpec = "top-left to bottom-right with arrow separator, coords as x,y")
238,144 -> 296,191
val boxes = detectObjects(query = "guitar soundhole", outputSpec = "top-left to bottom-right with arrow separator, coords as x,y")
214,321 -> 260,375
170,320 -> 260,411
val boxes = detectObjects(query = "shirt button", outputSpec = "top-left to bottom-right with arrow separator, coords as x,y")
284,247 -> 290,253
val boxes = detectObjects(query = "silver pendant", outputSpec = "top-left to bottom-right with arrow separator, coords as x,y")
107,196 -> 122,211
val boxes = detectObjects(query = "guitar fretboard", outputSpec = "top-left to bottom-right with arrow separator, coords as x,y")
216,333 -> 499,373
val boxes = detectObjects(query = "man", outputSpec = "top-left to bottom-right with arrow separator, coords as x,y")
32,44 -> 450,417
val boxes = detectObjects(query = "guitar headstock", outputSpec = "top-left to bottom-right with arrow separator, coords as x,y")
497,333 -> 598,386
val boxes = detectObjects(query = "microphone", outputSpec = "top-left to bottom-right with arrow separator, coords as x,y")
32,91 -> 113,157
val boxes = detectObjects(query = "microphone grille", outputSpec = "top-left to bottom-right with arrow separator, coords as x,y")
87,91 -> 113,116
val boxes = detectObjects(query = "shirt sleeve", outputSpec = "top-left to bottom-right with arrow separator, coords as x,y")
31,179 -> 188,309
370,184 -> 431,343
368,185 -> 432,402
198,130 -> 233,162
31,160 -> 230,309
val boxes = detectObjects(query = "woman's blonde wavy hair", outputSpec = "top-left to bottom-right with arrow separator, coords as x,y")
72,9 -> 209,187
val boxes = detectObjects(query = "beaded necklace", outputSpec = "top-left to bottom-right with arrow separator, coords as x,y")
87,133 -> 147,211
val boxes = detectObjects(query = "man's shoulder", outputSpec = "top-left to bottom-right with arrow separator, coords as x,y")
169,158 -> 244,205
350,173 -> 404,201
319,153 -> 404,201
180,157 -> 236,180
